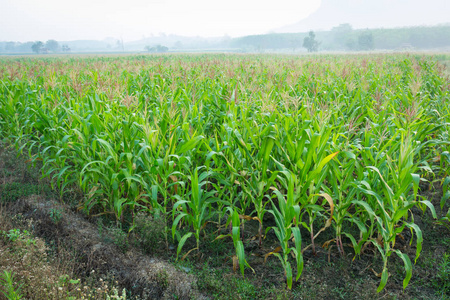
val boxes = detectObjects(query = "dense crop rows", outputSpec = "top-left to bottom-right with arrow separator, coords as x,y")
1,54 -> 449,291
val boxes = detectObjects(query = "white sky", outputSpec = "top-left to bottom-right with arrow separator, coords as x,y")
0,0 -> 321,42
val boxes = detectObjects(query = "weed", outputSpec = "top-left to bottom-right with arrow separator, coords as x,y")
106,287 -> 127,300
0,270 -> 23,300
433,253 -> 450,297
2,228 -> 35,245
0,183 -> 39,203
132,212 -> 165,254
156,269 -> 169,289
49,208 -> 63,224
109,225 -> 129,253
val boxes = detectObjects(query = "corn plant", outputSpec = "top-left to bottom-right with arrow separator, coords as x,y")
172,167 -> 217,259
356,135 -> 436,291
266,171 -> 303,290
1,53 -> 449,293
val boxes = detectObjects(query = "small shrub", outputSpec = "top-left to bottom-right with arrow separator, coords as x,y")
49,208 -> 63,224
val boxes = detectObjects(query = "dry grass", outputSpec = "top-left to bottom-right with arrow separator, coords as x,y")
0,204 -> 126,300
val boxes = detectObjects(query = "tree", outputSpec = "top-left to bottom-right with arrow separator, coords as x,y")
62,45 -> 71,52
156,45 -> 168,53
345,38 -> 357,51
303,31 -> 319,52
31,41 -> 44,54
144,45 -> 169,53
174,41 -> 183,49
5,42 -> 15,52
358,32 -> 374,51
45,40 -> 59,52
332,23 -> 353,49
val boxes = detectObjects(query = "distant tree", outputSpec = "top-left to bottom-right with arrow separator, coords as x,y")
332,23 -> 353,33
345,38 -> 357,51
174,41 -> 183,49
45,40 -> 59,52
145,45 -> 168,53
332,23 -> 353,49
290,35 -> 303,52
116,39 -> 124,51
61,45 -> 71,52
358,32 -> 374,50
5,42 -> 15,52
156,45 -> 168,52
303,31 -> 319,52
31,41 -> 44,54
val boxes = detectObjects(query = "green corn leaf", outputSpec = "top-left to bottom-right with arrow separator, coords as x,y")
405,222 -> 423,263
172,212 -> 188,239
177,135 -> 204,154
377,268 -> 389,293
176,232 -> 193,261
233,241 -> 245,276
285,262 -> 293,290
418,200 -> 437,219
394,250 -> 412,290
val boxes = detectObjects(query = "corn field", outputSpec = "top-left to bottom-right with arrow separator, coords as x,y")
1,54 -> 449,291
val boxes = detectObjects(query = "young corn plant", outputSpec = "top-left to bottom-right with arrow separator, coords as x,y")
172,167 -> 217,260
275,115 -> 337,254
324,149 -> 364,256
231,208 -> 254,276
266,171 -> 303,290
357,135 -> 436,292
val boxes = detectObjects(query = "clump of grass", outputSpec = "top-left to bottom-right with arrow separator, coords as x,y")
0,270 -> 23,300
131,212 -> 165,254
0,183 -> 40,203
433,252 -> 450,297
108,225 -> 129,253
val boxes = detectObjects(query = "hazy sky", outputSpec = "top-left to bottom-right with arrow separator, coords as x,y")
1,0 -> 448,42
0,0 -> 321,41
277,0 -> 450,33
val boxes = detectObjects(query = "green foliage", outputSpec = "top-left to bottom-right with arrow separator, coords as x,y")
0,53 -> 449,292
303,31 -> 319,52
358,31 -> 374,50
2,229 -> 35,245
45,40 -> 59,52
144,45 -> 169,53
108,225 -> 129,253
433,253 -> 450,297
49,208 -> 63,224
0,271 -> 23,300
132,212 -> 166,253
232,25 -> 450,51
31,41 -> 43,54
0,183 -> 40,203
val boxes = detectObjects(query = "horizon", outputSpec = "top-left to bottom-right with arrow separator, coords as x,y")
1,22 -> 449,44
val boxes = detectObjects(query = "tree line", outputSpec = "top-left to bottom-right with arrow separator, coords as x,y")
0,24 -> 448,53
30,40 -> 71,54
232,24 -> 450,52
